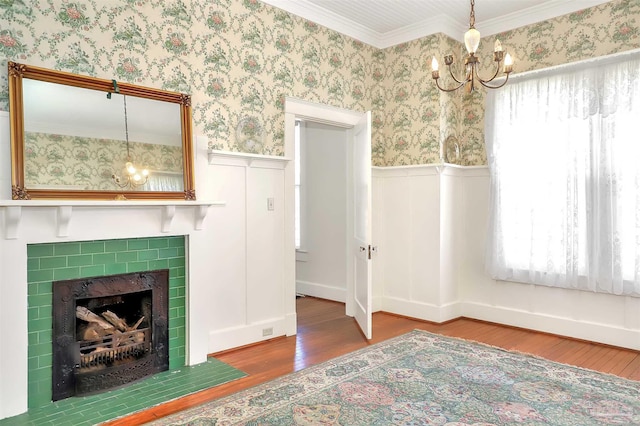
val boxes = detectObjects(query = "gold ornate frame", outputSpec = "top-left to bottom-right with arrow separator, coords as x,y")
7,61 -> 196,200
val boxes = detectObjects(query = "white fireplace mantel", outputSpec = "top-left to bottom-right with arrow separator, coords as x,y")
0,200 -> 225,239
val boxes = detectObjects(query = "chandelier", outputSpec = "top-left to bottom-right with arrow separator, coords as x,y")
431,0 -> 513,93
111,95 -> 149,189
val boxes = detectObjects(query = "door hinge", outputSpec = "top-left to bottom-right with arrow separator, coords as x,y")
367,245 -> 377,260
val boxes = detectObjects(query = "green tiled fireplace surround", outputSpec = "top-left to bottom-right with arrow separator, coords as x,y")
26,236 -> 186,409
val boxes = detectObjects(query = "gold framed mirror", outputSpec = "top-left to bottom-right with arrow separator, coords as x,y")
7,61 -> 196,200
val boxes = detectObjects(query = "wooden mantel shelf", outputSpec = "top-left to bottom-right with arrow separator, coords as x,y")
0,200 -> 225,240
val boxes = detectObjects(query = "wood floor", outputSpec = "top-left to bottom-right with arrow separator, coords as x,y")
107,296 -> 640,425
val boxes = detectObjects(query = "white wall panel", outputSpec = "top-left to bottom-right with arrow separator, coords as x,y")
247,166 -> 285,323
206,164 -> 247,332
408,173 -> 440,304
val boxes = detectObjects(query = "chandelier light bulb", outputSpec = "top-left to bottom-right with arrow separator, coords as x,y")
504,53 -> 514,73
133,174 -> 141,182
142,168 -> 149,177
464,28 -> 481,54
494,39 -> 503,52
126,162 -> 136,175
431,57 -> 439,71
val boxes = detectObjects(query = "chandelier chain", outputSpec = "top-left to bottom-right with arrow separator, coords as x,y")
123,95 -> 131,161
469,0 -> 475,28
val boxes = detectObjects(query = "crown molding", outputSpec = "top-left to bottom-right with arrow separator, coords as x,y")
478,0 -> 614,37
261,0 -> 385,47
262,0 -> 615,49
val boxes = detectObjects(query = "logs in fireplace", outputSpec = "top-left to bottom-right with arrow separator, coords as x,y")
52,270 -> 169,401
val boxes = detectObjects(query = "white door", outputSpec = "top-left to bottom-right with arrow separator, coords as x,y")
352,111 -> 373,339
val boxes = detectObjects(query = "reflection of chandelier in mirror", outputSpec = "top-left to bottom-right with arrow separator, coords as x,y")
431,0 -> 514,93
112,95 -> 149,189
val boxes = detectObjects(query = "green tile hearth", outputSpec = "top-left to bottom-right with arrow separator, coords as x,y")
0,358 -> 246,426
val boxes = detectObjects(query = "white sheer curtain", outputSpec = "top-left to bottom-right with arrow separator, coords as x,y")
485,51 -> 640,296
146,172 -> 183,192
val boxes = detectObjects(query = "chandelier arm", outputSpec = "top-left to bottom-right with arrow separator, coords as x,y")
478,73 -> 510,90
475,62 -> 502,85
435,77 -> 467,93
446,65 -> 465,85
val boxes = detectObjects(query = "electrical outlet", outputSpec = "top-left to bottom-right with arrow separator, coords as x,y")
267,197 -> 274,211
262,327 -> 273,336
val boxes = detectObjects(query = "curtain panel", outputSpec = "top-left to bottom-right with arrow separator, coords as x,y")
485,52 -> 640,296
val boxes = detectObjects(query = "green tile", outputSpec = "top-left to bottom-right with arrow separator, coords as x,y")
170,267 -> 185,278
29,342 -> 51,358
169,288 -> 178,298
28,332 -> 39,345
29,318 -> 51,334
28,307 -> 39,321
93,252 -> 116,265
37,282 -> 52,295
105,263 -> 127,275
168,236 -> 185,247
28,365 -> 50,381
149,259 -> 169,270
168,257 -> 185,268
27,244 -> 54,258
128,239 -> 149,250
158,247 -> 178,258
80,241 -> 105,254
105,239 -> 128,252
79,265 -> 105,277
28,295 -> 51,310
127,261 -> 149,272
27,269 -> 54,283
40,256 -> 67,269
67,254 -> 93,267
149,238 -> 169,249
116,251 -> 138,263
53,267 -> 81,281
38,305 -> 52,319
138,249 -> 159,261
39,354 -> 53,368
27,258 -> 40,271
38,330 -> 52,344
53,243 -> 81,256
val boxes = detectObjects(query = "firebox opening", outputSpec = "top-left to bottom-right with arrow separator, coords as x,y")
75,290 -> 152,371
52,270 -> 169,402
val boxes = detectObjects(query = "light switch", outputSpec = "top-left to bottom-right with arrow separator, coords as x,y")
267,197 -> 275,211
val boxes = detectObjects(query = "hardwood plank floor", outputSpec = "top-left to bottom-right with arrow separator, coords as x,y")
106,296 -> 640,425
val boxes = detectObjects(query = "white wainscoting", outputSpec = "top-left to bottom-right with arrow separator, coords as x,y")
206,150 -> 296,353
373,164 -> 640,350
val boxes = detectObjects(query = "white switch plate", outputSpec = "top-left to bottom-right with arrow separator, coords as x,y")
267,197 -> 274,211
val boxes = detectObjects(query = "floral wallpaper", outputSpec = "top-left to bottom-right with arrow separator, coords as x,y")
24,132 -> 183,190
1,0 -> 639,167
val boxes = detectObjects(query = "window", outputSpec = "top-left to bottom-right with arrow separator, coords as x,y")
485,52 -> 640,296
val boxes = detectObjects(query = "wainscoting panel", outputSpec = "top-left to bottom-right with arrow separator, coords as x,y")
207,152 -> 292,354
375,164 -> 640,350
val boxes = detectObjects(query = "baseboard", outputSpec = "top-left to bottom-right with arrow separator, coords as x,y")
208,317 -> 289,354
460,302 -> 640,351
296,280 -> 346,303
381,297 -> 461,323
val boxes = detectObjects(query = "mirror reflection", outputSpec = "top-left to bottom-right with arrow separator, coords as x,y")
8,61 -> 195,201
23,80 -> 184,192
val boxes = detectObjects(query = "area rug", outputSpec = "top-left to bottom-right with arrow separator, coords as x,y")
148,330 -> 640,425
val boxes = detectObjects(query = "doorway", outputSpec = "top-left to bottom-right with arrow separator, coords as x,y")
283,98 -> 372,339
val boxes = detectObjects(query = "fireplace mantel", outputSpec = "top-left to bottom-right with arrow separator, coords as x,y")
0,200 -> 225,239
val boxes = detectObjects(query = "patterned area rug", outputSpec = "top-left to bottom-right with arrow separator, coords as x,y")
149,330 -> 640,425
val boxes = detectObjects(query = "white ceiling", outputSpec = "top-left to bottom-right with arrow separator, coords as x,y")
262,0 -> 613,48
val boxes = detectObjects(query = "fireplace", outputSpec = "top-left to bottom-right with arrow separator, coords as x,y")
52,270 -> 169,401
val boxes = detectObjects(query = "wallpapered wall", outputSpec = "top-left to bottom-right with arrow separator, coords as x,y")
24,132 -> 183,190
1,0 -> 639,167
